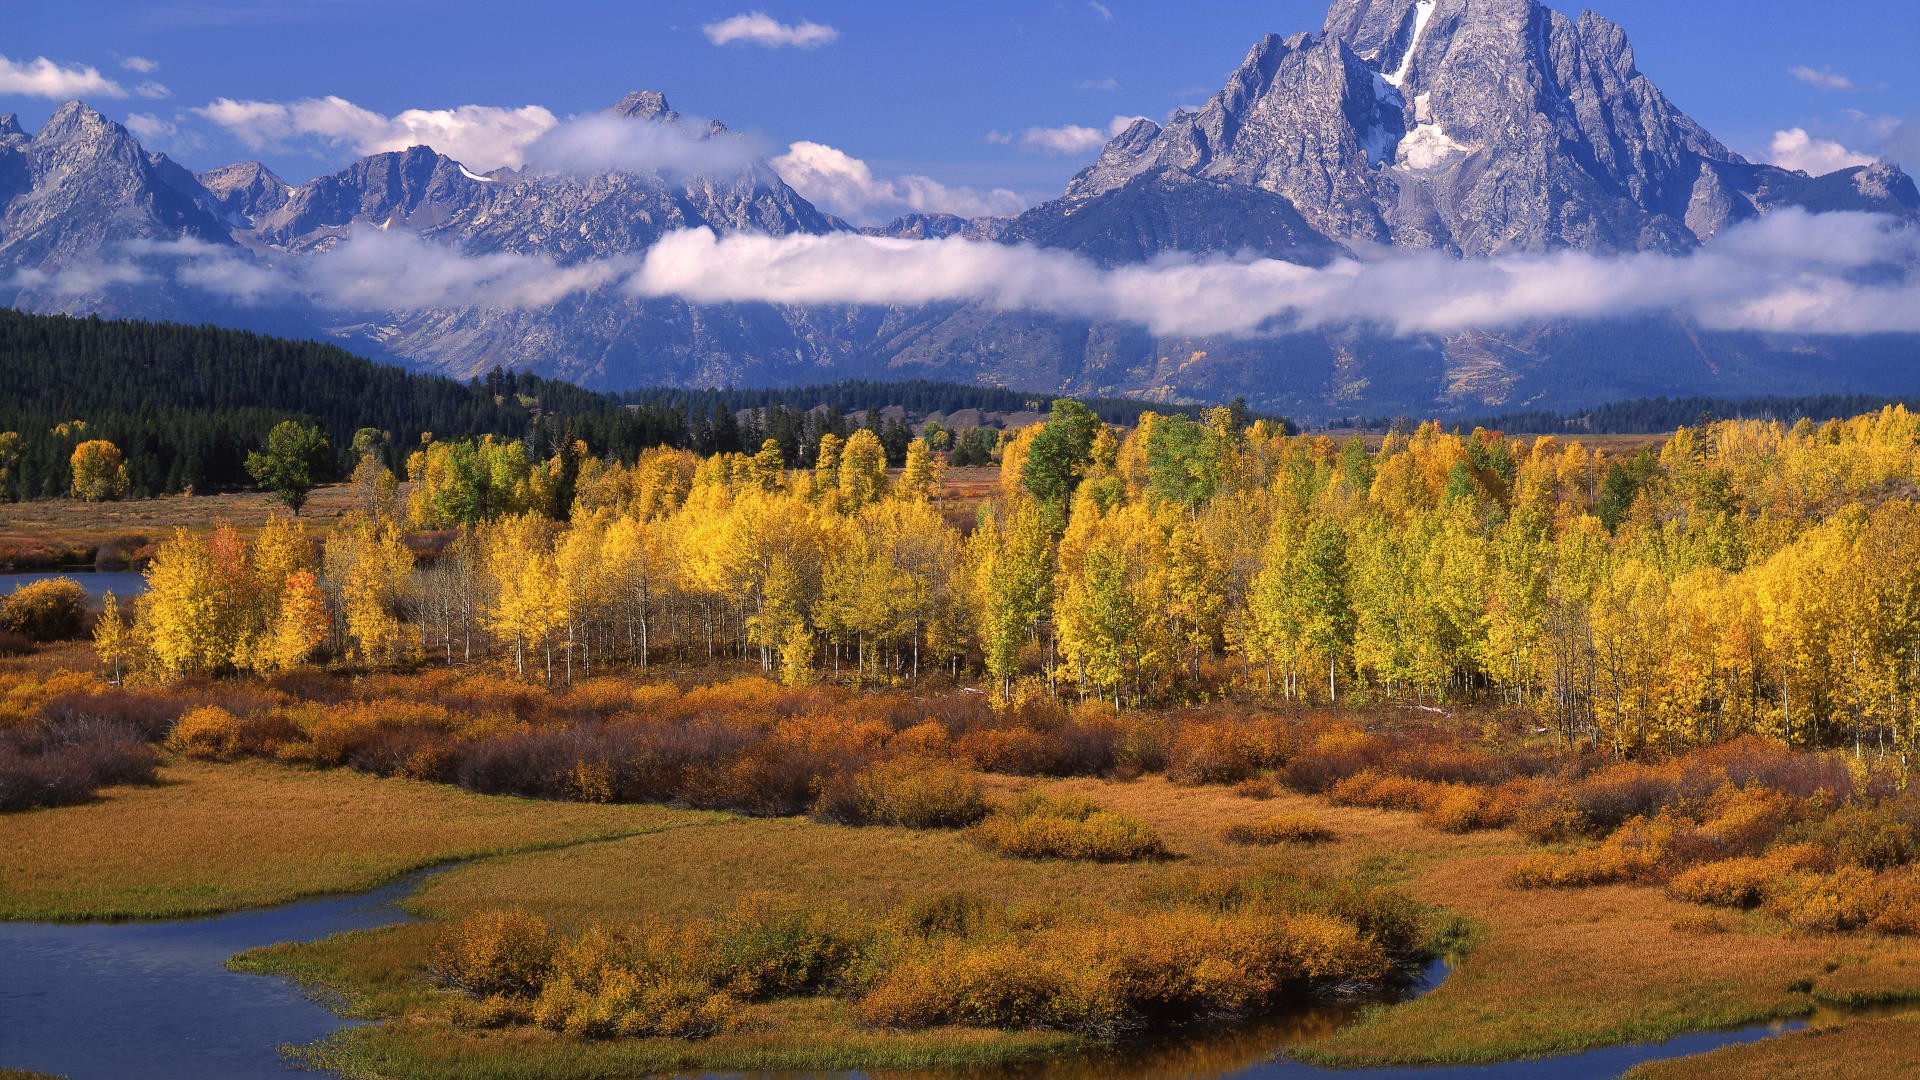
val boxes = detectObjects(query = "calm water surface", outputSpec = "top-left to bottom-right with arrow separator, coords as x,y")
0,569 -> 148,599
0,873 -> 426,1080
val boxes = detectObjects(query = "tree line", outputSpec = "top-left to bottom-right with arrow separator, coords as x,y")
97,400 -> 1920,760
1336,393 -> 1920,437
5,311 -> 1277,501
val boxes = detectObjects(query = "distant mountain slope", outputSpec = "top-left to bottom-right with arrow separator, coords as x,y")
0,0 -> 1915,420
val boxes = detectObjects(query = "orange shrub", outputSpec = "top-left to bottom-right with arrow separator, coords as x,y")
813,756 -> 988,829
1666,845 -> 1832,909
1768,867 -> 1883,932
0,578 -> 87,642
1511,813 -> 1680,888
856,903 -> 1392,1035
1870,868 -> 1920,935
430,911 -> 556,998
969,792 -> 1168,862
886,720 -> 952,757
165,705 -> 245,760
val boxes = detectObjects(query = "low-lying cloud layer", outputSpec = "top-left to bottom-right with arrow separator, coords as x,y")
30,210 -> 1920,342
771,142 -> 1027,222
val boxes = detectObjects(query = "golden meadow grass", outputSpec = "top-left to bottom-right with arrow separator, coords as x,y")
134,770 -> 1915,1073
0,758 -> 716,919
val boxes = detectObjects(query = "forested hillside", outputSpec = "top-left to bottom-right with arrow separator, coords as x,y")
0,311 -> 691,499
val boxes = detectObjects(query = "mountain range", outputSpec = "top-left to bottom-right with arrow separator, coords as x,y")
2,0 -> 1916,421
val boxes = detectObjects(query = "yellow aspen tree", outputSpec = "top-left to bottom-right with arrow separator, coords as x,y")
140,529 -> 237,676
482,514 -> 563,680
813,433 -> 843,498
838,428 -> 888,509
749,439 -> 787,491
898,438 -> 940,503
93,590 -> 135,686
554,512 -> 609,683
327,516 -> 416,668
70,439 -> 130,501
253,569 -> 331,672
603,512 -> 670,668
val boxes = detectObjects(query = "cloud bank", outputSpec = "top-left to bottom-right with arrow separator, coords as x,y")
623,212 -> 1920,338
522,114 -> 765,179
771,141 -> 1027,222
0,55 -> 128,99
702,12 -> 839,49
194,96 -> 559,171
96,209 -> 1920,345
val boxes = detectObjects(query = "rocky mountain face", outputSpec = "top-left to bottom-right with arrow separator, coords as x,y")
0,103 -> 231,273
1055,0 -> 1912,256
0,0 -> 1916,420
196,161 -> 289,227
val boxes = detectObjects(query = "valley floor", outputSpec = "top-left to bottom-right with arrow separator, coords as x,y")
4,754 -> 1917,1078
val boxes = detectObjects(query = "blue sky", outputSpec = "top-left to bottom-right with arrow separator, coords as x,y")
7,0 -> 1916,222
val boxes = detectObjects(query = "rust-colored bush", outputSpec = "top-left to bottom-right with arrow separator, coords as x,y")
1165,718 -> 1287,785
1281,726 -> 1384,793
1511,813 -> 1681,888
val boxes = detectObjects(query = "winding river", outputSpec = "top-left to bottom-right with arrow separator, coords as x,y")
0,869 -> 1858,1080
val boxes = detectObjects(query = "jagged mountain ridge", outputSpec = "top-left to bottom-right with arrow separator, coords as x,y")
0,0 -> 1916,419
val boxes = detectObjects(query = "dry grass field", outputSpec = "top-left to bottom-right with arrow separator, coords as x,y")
0,484 -> 365,570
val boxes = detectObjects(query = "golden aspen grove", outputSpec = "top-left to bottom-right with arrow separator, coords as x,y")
100,403 -> 1920,763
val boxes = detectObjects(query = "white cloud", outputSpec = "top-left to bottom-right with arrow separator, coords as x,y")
771,141 -> 1027,223
123,232 -> 636,311
1789,65 -> 1857,92
0,54 -> 127,99
1018,115 -> 1149,154
1769,128 -> 1877,175
622,210 -> 1920,340
135,82 -> 170,99
521,113 -> 765,178
1078,77 -> 1120,92
1020,124 -> 1107,155
124,112 -> 177,142
121,56 -> 160,74
702,12 -> 839,49
1089,1 -> 1114,20
984,130 -> 1013,145
194,95 -> 559,171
